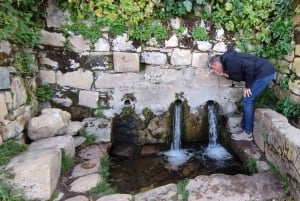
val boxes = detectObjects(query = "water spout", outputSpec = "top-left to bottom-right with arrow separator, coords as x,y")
204,102 -> 232,160
171,101 -> 182,151
159,100 -> 191,170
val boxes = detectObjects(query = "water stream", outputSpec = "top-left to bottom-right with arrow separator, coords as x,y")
109,101 -> 242,193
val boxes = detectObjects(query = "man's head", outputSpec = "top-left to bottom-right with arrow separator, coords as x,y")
209,55 -> 223,76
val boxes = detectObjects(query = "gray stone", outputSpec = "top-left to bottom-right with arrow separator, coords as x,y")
82,118 -> 111,143
11,77 -> 27,109
170,48 -> 192,66
27,108 -> 71,140
45,0 -> 70,28
213,41 -> 227,52
70,173 -> 101,193
94,38 -> 110,52
0,67 -> 10,89
56,69 -> 93,89
113,52 -> 139,72
0,92 -> 8,122
38,70 -> 56,84
78,144 -> 110,160
96,194 -> 132,201
112,34 -> 137,52
134,183 -> 178,201
78,90 -> 99,108
64,195 -> 89,201
141,52 -> 167,65
39,30 -> 66,47
165,35 -> 178,47
0,40 -> 11,55
69,35 -> 91,53
192,52 -> 209,68
186,173 -> 285,201
6,148 -> 61,201
195,41 -> 212,51
30,135 -> 75,157
71,158 -> 100,178
73,136 -> 86,147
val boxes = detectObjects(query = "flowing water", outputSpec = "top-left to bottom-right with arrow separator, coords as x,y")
109,102 -> 242,194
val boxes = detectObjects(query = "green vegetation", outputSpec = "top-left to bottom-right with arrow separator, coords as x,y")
177,178 -> 189,201
0,1 -> 43,47
191,26 -> 209,41
244,158 -> 258,175
61,150 -> 75,174
79,129 -> 96,146
91,155 -> 116,198
12,52 -> 35,78
142,108 -> 154,124
96,103 -> 110,118
0,141 -> 29,201
276,97 -> 300,118
36,84 -> 55,102
0,140 -> 28,166
269,163 -> 290,195
120,107 -> 135,118
0,182 -> 29,201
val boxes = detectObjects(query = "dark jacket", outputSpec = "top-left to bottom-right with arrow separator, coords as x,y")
221,49 -> 275,88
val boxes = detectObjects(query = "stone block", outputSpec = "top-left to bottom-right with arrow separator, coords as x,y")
94,38 -> 110,52
82,118 -> 111,143
193,68 -> 232,86
293,57 -> 300,77
39,30 -> 66,47
6,148 -> 61,201
144,66 -> 182,84
0,67 -> 10,89
295,44 -> 300,56
141,52 -> 167,65
30,135 -> 75,157
56,69 -> 93,89
69,35 -> 91,53
289,79 -> 300,95
78,90 -> 99,108
38,70 -> 56,84
170,48 -> 192,65
11,77 -> 27,109
0,93 -> 8,122
192,52 -> 209,68
113,52 -> 139,72
94,72 -> 140,89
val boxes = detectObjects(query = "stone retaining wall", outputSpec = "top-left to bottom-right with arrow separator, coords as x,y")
254,108 -> 300,200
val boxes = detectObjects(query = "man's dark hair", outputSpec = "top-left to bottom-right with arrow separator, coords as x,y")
209,55 -> 221,64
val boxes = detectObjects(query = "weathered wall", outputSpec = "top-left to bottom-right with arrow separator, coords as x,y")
0,0 -> 300,144
253,108 -> 300,200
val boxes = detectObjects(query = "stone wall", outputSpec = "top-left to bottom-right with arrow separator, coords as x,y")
0,0 -> 300,144
254,108 -> 300,200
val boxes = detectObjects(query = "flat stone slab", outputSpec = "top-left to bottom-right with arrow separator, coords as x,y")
186,173 -> 285,201
71,158 -> 100,178
70,173 -> 101,193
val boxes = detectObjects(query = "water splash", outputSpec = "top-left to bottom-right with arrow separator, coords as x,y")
204,102 -> 232,160
159,101 -> 192,170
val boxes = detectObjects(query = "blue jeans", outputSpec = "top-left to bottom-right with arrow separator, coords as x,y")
242,73 -> 275,133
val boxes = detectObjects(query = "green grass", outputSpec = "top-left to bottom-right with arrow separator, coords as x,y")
79,129 -> 96,146
0,140 -> 28,166
90,155 -> 117,198
0,182 -> 29,201
177,178 -> 189,201
61,150 -> 75,174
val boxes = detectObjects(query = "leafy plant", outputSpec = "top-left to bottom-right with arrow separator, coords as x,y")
276,97 -> 300,117
191,26 -> 208,41
12,52 -> 35,77
244,158 -> 258,175
36,84 -> 54,102
255,88 -> 278,109
0,140 -> 28,166
0,1 -> 43,47
279,76 -> 289,90
152,23 -> 169,40
142,108 -> 154,124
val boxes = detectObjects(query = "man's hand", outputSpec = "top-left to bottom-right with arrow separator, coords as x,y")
243,88 -> 252,97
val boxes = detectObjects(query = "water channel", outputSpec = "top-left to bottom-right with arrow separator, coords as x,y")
109,102 -> 243,194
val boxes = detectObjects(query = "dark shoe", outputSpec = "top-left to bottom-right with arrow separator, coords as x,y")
231,131 -> 253,141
